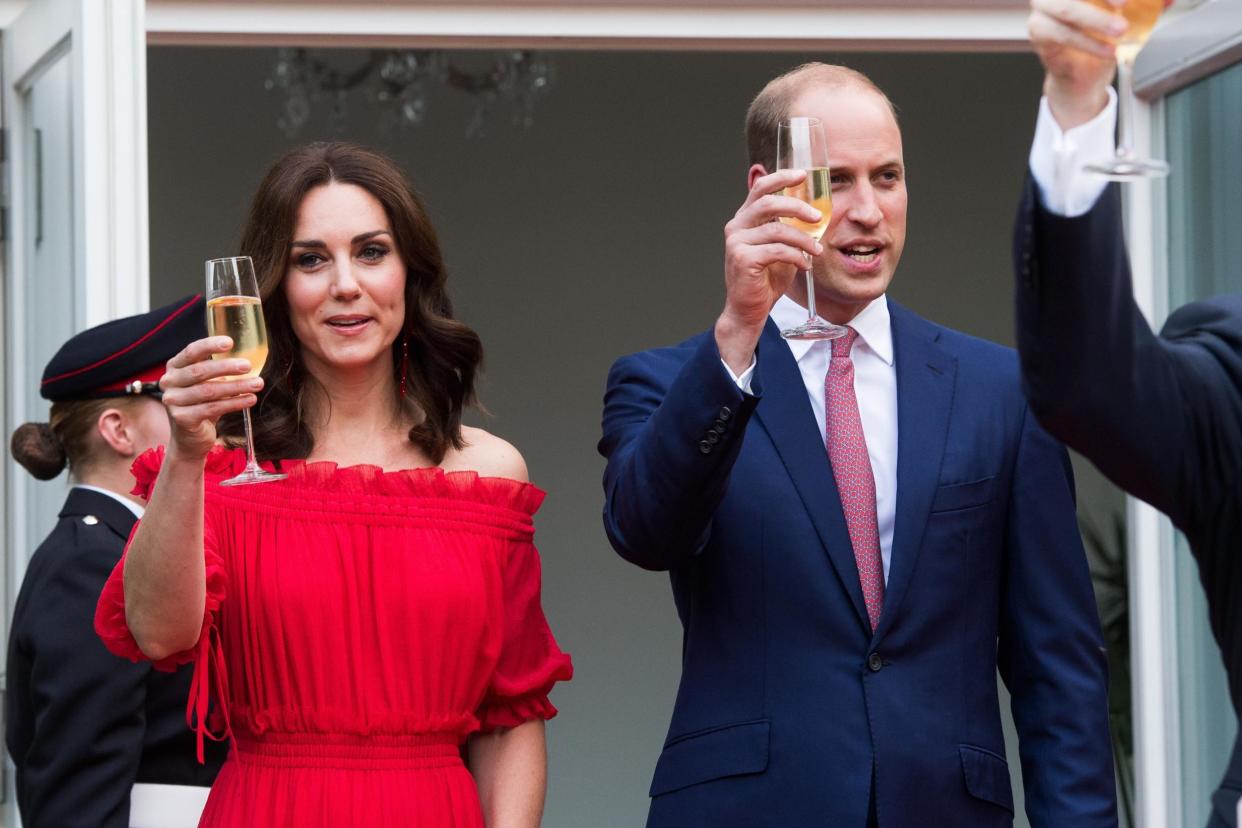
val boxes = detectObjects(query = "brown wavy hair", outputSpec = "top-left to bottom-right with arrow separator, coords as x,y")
220,142 -> 482,465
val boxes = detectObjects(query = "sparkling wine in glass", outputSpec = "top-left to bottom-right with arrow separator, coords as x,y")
777,117 -> 847,340
205,256 -> 286,486
1084,0 -> 1169,179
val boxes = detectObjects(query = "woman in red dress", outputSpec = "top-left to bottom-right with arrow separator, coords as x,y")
95,143 -> 572,827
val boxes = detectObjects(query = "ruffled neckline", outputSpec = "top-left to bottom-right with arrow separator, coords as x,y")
130,445 -> 545,516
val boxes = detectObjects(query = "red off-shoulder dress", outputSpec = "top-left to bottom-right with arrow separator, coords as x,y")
95,447 -> 572,827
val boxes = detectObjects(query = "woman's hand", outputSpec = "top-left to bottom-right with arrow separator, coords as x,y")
158,336 -> 262,460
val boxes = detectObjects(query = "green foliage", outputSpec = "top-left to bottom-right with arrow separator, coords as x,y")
1081,511 -> 1133,828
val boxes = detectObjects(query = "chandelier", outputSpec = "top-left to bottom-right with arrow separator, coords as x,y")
265,48 -> 555,138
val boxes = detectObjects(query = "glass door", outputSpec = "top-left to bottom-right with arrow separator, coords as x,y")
1165,57 -> 1242,828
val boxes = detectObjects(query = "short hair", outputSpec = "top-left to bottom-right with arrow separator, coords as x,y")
745,63 -> 899,173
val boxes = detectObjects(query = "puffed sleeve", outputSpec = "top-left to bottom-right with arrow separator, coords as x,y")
476,539 -> 573,732
93,446 -> 232,761
94,447 -> 228,670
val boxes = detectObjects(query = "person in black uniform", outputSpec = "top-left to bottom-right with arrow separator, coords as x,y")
1018,1 -> 1241,825
6,295 -> 226,828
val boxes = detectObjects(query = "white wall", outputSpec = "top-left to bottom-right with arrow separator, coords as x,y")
146,46 -> 1122,827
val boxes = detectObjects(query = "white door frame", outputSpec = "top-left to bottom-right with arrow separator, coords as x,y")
144,0 -> 1031,51
3,4 -> 147,816
1124,3 -> 1242,825
5,0 -> 148,328
3,0 -> 149,591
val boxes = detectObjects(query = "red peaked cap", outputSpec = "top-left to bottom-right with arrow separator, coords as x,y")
39,294 -> 206,401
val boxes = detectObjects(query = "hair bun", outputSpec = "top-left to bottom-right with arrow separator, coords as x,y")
11,422 -> 68,480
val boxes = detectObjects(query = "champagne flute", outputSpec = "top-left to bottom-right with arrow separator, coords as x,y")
777,117 -> 847,340
205,256 -> 287,486
1084,0 -> 1170,179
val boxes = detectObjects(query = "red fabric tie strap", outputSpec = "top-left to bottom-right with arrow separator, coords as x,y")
187,625 -> 232,763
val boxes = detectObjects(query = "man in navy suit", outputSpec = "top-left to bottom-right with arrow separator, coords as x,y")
599,63 -> 1117,827
1019,2 -> 1241,825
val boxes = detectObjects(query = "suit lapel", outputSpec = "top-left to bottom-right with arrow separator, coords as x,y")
753,319 -> 870,633
874,302 -> 957,642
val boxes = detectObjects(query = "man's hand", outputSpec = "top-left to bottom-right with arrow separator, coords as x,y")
1029,0 -> 1124,129
717,169 -> 823,376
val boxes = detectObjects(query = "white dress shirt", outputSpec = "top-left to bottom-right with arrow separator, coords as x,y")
725,295 -> 897,582
717,94 -> 1117,579
1029,88 -> 1116,217
72,483 -> 144,519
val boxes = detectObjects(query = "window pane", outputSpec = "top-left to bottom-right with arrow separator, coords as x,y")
1164,57 -> 1242,828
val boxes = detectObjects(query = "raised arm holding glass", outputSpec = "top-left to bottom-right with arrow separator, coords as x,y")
600,62 -> 1115,827
1019,2 -> 1242,825
94,143 -> 571,828
7,297 -> 225,828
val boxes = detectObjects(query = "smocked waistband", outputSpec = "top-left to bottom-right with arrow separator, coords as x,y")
232,732 -> 463,771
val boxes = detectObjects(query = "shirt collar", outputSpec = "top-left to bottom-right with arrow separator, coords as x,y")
72,484 -> 144,519
769,294 -> 894,366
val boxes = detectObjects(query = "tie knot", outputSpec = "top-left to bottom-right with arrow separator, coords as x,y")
831,327 -> 859,358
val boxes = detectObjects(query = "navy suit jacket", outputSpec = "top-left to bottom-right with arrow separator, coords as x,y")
6,488 -> 225,827
1016,175 -> 1242,827
600,302 -> 1116,827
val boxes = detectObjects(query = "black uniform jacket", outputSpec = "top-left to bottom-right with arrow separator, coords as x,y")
1015,175 -> 1242,827
6,487 -> 225,828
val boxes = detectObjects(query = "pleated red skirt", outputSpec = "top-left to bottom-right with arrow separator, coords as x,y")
96,447 -> 573,827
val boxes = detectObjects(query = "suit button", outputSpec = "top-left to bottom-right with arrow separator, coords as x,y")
712,422 -> 727,434
705,431 -> 720,445
867,653 -> 883,672
718,406 -> 732,421
699,440 -> 713,455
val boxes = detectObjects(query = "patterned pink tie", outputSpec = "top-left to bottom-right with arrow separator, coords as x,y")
825,328 -> 885,631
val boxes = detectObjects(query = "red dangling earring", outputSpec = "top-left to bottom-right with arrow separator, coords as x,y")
399,336 -> 409,399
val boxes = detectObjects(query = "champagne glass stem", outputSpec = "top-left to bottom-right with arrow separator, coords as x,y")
1115,49 -> 1138,162
241,407 -> 261,473
1082,43 -> 1167,180
803,267 -> 818,325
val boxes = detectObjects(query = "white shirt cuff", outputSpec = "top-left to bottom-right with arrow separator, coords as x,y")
1029,88 -> 1116,217
722,357 -> 757,393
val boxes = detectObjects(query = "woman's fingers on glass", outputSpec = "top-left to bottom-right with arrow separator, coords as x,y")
177,395 -> 258,425
162,358 -> 253,394
165,336 -> 229,371
164,376 -> 262,407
